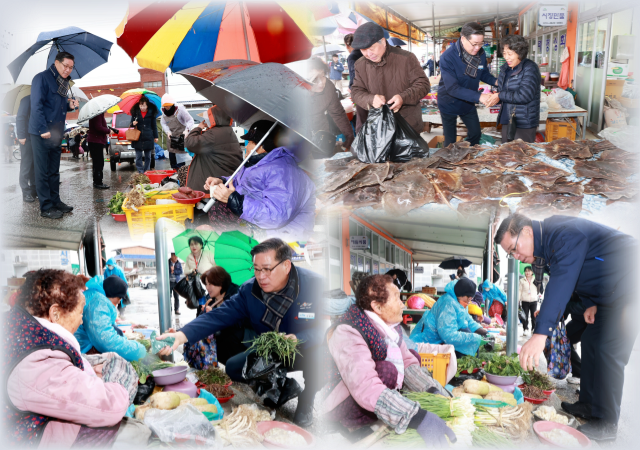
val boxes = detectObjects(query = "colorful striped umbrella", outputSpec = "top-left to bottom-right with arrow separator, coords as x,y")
107,88 -> 162,118
115,1 -> 326,73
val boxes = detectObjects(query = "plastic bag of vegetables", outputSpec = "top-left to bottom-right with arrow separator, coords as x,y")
144,404 -> 220,447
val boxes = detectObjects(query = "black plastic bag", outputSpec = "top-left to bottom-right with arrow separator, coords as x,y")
391,113 -> 429,161
518,307 -> 527,324
351,105 -> 428,163
174,273 -> 205,310
242,353 -> 302,408
351,106 -> 396,163
169,135 -> 185,152
134,377 -> 155,405
449,369 -> 486,387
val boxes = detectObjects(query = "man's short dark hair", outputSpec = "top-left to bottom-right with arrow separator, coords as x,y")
250,238 -> 292,262
332,54 -> 339,58
55,51 -> 75,63
495,213 -> 533,245
501,35 -> 529,61
344,34 -> 354,47
461,22 -> 485,40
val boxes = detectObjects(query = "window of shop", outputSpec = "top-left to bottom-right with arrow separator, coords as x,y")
372,234 -> 379,255
327,215 -> 342,291
126,261 -> 133,268
145,261 -> 155,268
373,260 -> 379,274
365,229 -> 372,254
580,1 -> 598,13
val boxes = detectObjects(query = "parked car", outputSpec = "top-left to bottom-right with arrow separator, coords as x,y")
138,275 -> 157,289
109,110 -> 155,172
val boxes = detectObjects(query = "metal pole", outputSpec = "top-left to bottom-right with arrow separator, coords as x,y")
239,1 -> 251,60
155,218 -> 172,335
322,36 -> 328,63
93,220 -> 101,276
506,257 -> 519,355
485,214 -> 494,315
203,120 -> 279,213
431,2 -> 436,62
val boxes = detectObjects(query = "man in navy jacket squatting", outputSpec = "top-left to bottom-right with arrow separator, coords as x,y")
158,238 -> 323,428
495,213 -> 638,441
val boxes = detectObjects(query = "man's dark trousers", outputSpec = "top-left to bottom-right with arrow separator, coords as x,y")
88,142 -> 105,185
170,281 -> 180,312
441,108 -> 482,147
31,134 -> 62,212
19,140 -> 36,196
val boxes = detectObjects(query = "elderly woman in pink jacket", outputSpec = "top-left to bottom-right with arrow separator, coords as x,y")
4,269 -> 149,448
322,274 -> 457,446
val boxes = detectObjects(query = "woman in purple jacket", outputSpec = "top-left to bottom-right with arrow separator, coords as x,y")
87,112 -> 116,189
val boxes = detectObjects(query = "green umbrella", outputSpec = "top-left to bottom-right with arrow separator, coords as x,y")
172,229 -> 219,263
214,231 -> 259,286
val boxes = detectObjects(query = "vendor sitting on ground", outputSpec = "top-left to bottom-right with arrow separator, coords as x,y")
203,120 -> 315,240
184,106 -> 243,192
5,269 -> 146,448
157,238 -> 323,427
75,275 -> 146,362
104,257 -> 129,315
322,274 -> 455,445
482,279 -> 507,319
420,278 -> 492,357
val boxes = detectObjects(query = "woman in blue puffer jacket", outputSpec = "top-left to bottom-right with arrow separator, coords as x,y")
496,34 -> 542,143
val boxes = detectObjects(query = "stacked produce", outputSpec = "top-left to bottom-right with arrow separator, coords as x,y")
215,404 -> 271,447
474,403 -> 533,441
534,406 -> 570,425
130,354 -> 173,384
246,331 -> 302,366
452,380 -> 517,406
134,392 -> 217,421
521,370 -> 553,390
108,192 -> 125,215
172,186 -> 203,200
484,353 -> 523,377
196,367 -> 232,386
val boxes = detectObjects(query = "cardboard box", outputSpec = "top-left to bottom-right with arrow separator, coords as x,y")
422,286 -> 437,296
428,135 -> 462,149
620,97 -> 640,109
605,79 -> 626,100
607,63 -> 629,78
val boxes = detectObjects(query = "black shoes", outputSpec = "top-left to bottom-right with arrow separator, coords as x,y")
292,393 -> 314,428
93,183 -> 110,190
175,311 -> 181,315
41,209 -> 63,219
578,419 -> 618,441
54,202 -> 73,213
561,401 -> 592,420
23,193 -> 36,203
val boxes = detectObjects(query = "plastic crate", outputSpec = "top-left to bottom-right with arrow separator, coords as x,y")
545,118 -> 576,141
419,353 -> 450,386
122,190 -> 195,239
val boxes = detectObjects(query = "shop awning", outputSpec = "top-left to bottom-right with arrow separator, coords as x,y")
355,209 -> 489,265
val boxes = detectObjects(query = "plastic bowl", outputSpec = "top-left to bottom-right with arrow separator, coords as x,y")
524,395 -> 549,404
112,213 -> 127,222
486,373 -> 519,386
144,170 -> 176,184
136,328 -> 155,339
216,392 -> 235,404
171,190 -> 205,205
152,366 -> 188,386
533,421 -> 591,448
257,421 -> 315,448
163,379 -> 198,398
543,389 -> 556,396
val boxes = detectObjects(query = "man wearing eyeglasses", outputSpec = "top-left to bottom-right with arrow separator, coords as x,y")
29,51 -> 79,219
438,22 -> 499,147
157,238 -> 323,428
495,213 -> 638,441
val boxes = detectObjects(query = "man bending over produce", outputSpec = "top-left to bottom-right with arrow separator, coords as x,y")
75,275 -> 146,362
321,274 -> 456,444
157,238 -> 323,427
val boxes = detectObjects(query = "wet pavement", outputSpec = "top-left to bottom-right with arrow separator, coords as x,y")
0,154 -> 171,249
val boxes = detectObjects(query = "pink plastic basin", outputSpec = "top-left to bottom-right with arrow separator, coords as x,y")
257,421 -> 315,448
152,366 -> 188,386
533,421 -> 591,448
163,379 -> 198,397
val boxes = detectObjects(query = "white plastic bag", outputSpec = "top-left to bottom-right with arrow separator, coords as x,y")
176,152 -> 193,164
553,89 -> 576,109
144,405 -> 220,447
598,126 -> 639,152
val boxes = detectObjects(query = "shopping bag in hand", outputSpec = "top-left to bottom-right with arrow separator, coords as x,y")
175,273 -> 206,310
543,320 -> 572,379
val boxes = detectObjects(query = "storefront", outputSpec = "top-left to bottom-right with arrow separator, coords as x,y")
324,211 -> 413,295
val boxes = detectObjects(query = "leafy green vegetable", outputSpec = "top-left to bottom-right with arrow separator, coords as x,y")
245,331 -> 303,366
521,370 -> 553,390
131,354 -> 174,384
484,353 -> 523,377
455,355 -> 485,377
108,192 -> 125,214
196,367 -> 231,386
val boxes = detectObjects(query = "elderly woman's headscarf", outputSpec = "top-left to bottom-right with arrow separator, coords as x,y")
207,105 -> 232,128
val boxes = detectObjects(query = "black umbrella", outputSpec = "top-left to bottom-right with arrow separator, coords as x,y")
439,256 -> 472,270
386,269 -> 408,290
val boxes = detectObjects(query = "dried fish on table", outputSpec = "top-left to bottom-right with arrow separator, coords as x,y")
433,141 -> 479,163
321,160 -> 369,193
503,139 -> 540,157
573,160 -> 634,183
583,178 -> 638,200
531,183 -> 585,196
598,148 -> 640,162
473,146 -> 535,171
457,200 -> 502,217
396,156 -> 441,173
452,171 -> 485,202
329,162 -> 390,198
341,186 -> 384,208
324,156 -> 355,171
515,162 -> 570,187
544,138 -> 592,160
478,174 -> 528,198
380,171 -> 436,216
516,192 -> 584,218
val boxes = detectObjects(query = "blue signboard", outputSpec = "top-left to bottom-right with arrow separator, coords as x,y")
560,34 -> 566,46
553,36 -> 558,52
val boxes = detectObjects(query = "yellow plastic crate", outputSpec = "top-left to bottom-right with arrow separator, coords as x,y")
122,190 -> 195,239
419,353 -> 450,386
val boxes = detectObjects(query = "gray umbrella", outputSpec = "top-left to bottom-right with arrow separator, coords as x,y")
77,94 -> 121,126
178,60 -> 317,151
